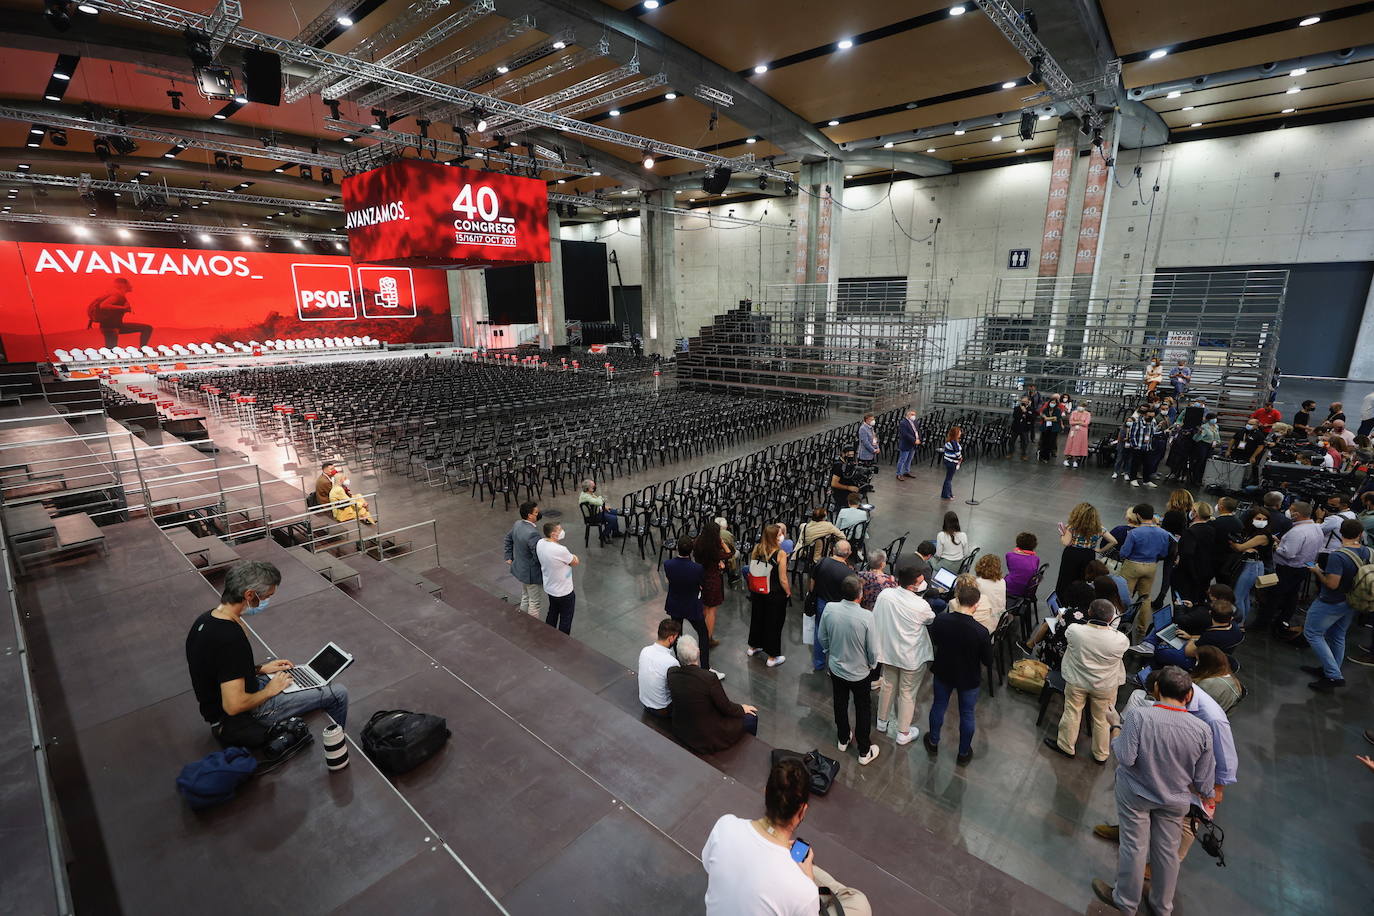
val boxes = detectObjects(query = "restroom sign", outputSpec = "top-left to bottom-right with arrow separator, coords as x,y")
1007,248 -> 1031,269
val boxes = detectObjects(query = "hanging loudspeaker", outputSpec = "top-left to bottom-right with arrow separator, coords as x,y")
702,166 -> 732,195
93,189 -> 118,218
243,48 -> 282,105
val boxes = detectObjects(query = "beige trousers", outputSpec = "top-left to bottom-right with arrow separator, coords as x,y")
876,662 -> 928,736
814,866 -> 871,916
1056,683 -> 1116,761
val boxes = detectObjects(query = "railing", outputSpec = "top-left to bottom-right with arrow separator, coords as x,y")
0,514 -> 75,915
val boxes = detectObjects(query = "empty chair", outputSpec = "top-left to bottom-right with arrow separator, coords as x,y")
53,348 -> 71,362
140,346 -> 158,357
157,345 -> 175,356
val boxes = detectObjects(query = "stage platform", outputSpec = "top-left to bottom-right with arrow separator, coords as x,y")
12,508 -> 1072,914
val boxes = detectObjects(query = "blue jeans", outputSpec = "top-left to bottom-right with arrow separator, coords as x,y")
1233,558 -> 1263,625
546,591 -> 576,634
1304,597 -> 1355,681
600,508 -> 620,539
1114,441 -> 1128,474
928,676 -> 979,756
812,601 -> 830,671
896,448 -> 914,477
941,462 -> 957,499
250,674 -> 350,728
1150,643 -> 1195,671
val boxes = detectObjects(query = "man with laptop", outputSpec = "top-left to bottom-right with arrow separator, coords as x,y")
186,560 -> 351,745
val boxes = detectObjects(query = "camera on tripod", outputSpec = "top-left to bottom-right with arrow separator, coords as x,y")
844,458 -> 875,495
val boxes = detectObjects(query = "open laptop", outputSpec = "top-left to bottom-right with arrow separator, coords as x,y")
281,642 -> 354,693
931,567 -> 958,591
1150,605 -> 1186,650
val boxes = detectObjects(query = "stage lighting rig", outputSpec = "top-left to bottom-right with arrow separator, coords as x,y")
321,167 -> 334,184
44,1 -> 74,32
167,90 -> 184,110
299,166 -> 313,181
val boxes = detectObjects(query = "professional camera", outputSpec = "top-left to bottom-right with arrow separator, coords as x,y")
842,456 -> 875,495
260,716 -> 313,769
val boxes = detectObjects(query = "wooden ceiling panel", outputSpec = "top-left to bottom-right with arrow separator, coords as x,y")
1155,80 -> 1374,127
1121,15 -> 1374,87
1100,0 -> 1326,57
635,0 -> 951,73
751,14 -> 1030,124
1142,60 -> 1374,112
817,88 -> 1051,148
588,95 -> 752,153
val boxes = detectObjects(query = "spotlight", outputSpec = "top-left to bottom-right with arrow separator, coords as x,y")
757,175 -> 767,190
167,90 -> 184,110
496,65 -> 509,74
553,40 -> 566,49
1167,90 -> 1181,99
493,134 -> 506,148
753,64 -> 768,74
234,94 -> 248,104
109,135 -> 138,156
229,156 -> 243,170
321,167 -> 334,184
1023,7 -> 1038,33
1028,56 -> 1043,84
1148,48 -> 1168,60
643,0 -> 659,7
471,107 -> 487,132
299,166 -> 313,181
746,136 -> 758,144
214,151 -> 228,170
43,0 -> 73,32
828,119 -> 839,127
291,208 -> 301,218
883,141 -> 894,148
50,128 -> 67,146
324,98 -> 341,120
337,15 -> 353,27
609,109 -> 621,117
1298,16 -> 1320,26
642,148 -> 655,169
416,118 -> 431,138
665,91 -> 677,99
837,39 -> 853,50
949,5 -> 966,15
93,137 -> 112,161
370,109 -> 389,130
1002,81 -> 1018,90
77,2 -> 97,12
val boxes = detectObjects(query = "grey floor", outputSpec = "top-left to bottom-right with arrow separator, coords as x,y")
203,395 -> 1373,916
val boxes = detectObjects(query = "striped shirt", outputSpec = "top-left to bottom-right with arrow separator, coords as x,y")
942,440 -> 962,465
1125,417 -> 1153,450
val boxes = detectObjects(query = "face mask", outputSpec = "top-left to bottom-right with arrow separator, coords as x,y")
1209,419 -> 1217,426
1252,519 -> 1268,529
914,580 -> 927,593
342,478 -> 351,488
535,510 -> 543,521
244,595 -> 271,615
556,529 -> 566,541
1245,425 -> 1254,431
326,468 -> 337,476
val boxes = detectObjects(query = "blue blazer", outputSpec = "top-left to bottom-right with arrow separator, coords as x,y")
898,417 -> 920,450
663,556 -> 705,621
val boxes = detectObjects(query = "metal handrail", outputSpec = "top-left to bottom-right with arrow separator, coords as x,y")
0,514 -> 75,914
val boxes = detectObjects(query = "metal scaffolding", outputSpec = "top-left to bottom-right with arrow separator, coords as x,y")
676,280 -> 948,412
933,269 -> 1288,423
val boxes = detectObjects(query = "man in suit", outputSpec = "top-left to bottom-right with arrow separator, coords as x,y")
502,500 -> 544,617
314,461 -> 337,506
664,536 -> 716,674
858,414 -> 879,469
666,636 -> 758,754
896,408 -> 921,480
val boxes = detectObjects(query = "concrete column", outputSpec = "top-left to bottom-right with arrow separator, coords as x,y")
640,190 -> 678,356
446,268 -> 487,347
534,209 -> 566,347
791,159 -> 845,299
1348,278 -> 1374,379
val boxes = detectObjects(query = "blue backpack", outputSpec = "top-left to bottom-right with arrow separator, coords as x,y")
176,747 -> 258,810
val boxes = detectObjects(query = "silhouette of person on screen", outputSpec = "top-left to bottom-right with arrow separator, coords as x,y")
86,277 -> 154,348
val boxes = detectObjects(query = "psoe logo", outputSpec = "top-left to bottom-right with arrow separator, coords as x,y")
292,263 -> 358,321
358,266 -> 417,318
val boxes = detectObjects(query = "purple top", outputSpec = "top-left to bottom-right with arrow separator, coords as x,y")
1004,550 -> 1040,597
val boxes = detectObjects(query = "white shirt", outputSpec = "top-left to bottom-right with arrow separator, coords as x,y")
637,642 -> 678,710
976,577 -> 1007,626
871,587 -> 935,670
535,538 -> 575,596
702,815 -> 817,916
1361,391 -> 1374,422
936,531 -> 969,563
836,507 -> 869,531
1061,621 -> 1129,691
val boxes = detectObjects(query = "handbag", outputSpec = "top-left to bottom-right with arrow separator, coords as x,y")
746,551 -> 776,595
770,748 -> 840,795
1255,572 -> 1279,588
802,613 -> 816,646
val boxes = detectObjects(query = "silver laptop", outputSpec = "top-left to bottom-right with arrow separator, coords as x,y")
1153,624 -> 1186,650
281,642 -> 354,693
932,567 -> 958,591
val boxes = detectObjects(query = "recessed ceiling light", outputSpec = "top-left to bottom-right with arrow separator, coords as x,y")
643,0 -> 660,8
1182,106 -> 1194,111
592,170 -> 601,176
1290,67 -> 1307,76
53,72 -> 71,81
1167,90 -> 1181,99
1148,49 -> 1168,60
609,109 -> 621,116
15,164 -> 27,170
746,136 -> 757,144
45,94 -> 60,101
665,92 -> 677,99
1039,114 -> 1051,121
1002,81 -> 1017,89
234,95 -> 247,104
557,179 -> 565,184
26,141 -> 39,148
1299,16 -> 1320,26
926,147 -> 936,152
553,40 -> 566,49
883,141 -> 894,148
1016,148 -> 1025,153
1287,86 -> 1301,94
29,127 -> 42,135
954,129 -> 965,135
496,65 -> 509,74
200,233 -> 212,243
845,175 -> 854,180
949,5 -> 967,15
837,39 -> 853,50
1282,107 -> 1296,113
342,136 -> 354,142
991,134 -> 1003,141
336,16 -> 353,27
753,64 -> 768,74
213,113 -> 227,119
828,119 -> 839,126
1190,122 -> 1202,127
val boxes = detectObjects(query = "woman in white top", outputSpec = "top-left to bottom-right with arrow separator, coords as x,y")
702,759 -> 871,916
973,553 -> 1007,631
952,574 -> 997,632
1144,357 -> 1163,394
934,510 -> 969,572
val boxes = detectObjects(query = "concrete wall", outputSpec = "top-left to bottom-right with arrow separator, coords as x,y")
558,118 -> 1374,364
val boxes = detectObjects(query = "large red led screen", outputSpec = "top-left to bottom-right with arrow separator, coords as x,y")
342,159 -> 551,268
0,241 -> 452,361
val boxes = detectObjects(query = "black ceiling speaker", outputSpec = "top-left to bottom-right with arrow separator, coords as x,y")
1018,110 -> 1036,141
93,189 -> 117,218
243,48 -> 282,105
702,166 -> 732,195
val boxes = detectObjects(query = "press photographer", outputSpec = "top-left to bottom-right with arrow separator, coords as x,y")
830,445 -> 874,512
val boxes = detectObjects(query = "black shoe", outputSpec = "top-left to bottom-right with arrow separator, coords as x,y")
1043,737 -> 1075,759
1299,664 -> 1325,676
923,732 -> 938,755
1091,879 -> 1119,910
1015,640 -> 1033,657
1308,678 -> 1345,692
1364,729 -> 1374,747
956,749 -> 973,766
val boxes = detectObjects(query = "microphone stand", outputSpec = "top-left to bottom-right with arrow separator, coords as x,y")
965,436 -> 982,506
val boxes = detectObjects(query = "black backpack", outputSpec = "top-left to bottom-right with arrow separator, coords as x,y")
769,747 -> 840,795
361,709 -> 450,774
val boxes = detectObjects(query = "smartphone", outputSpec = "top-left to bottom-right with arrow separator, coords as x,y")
790,837 -> 811,863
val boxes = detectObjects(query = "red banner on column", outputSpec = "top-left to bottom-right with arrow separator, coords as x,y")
1074,146 -> 1110,275
1038,129 -> 1076,277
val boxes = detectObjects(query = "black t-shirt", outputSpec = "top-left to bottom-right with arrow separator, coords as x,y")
1293,410 -> 1311,430
929,612 -> 993,689
831,459 -> 857,493
813,557 -> 854,604
1230,429 -> 1266,458
1199,622 -> 1244,655
185,610 -> 258,723
1175,605 -> 1214,636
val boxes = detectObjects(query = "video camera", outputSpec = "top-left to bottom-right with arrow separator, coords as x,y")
839,455 -> 875,495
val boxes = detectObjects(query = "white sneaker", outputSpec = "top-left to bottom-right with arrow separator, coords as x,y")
1130,479 -> 1140,487
711,668 -> 726,680
876,718 -> 889,733
838,734 -> 851,753
766,655 -> 786,668
896,729 -> 918,746
858,744 -> 881,766
1063,459 -> 1071,466
1144,481 -> 1157,488
1073,461 -> 1080,468
745,647 -> 762,658
1111,472 -> 1119,479
870,679 -> 881,691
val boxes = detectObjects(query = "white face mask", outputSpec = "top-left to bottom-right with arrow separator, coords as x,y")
556,529 -> 566,541
1252,519 -> 1268,529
